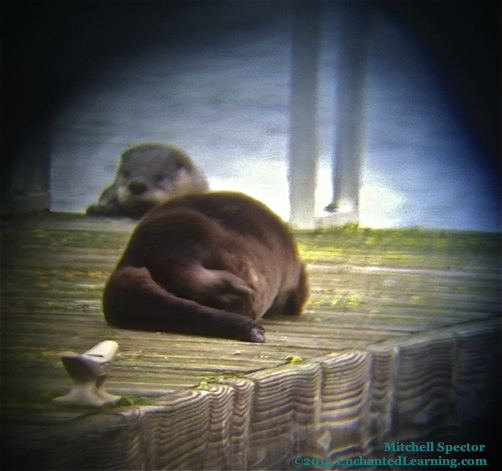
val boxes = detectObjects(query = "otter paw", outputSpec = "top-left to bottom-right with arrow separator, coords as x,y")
86,204 -> 108,215
248,326 -> 266,343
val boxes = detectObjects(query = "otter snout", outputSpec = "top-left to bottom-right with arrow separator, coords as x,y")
128,180 -> 148,195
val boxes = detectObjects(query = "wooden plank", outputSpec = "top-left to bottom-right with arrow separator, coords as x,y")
1,214 -> 500,469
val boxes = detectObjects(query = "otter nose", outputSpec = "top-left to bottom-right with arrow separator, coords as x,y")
128,180 -> 148,195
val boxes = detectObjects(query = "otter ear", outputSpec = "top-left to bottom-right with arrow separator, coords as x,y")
174,157 -> 192,171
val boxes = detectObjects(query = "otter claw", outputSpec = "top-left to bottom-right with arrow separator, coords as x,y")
249,326 -> 266,343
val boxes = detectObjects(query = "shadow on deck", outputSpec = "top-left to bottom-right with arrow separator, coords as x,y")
1,214 -> 501,470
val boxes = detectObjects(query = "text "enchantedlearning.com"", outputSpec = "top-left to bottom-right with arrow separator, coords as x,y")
339,441 -> 487,468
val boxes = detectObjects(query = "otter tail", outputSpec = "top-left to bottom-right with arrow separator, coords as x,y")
103,266 -> 265,342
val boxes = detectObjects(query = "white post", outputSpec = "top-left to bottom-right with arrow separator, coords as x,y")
288,1 -> 323,229
323,3 -> 372,226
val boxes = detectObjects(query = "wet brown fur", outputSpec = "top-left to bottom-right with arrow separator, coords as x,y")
103,191 -> 309,342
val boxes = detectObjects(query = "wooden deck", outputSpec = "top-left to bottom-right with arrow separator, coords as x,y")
1,213 -> 501,470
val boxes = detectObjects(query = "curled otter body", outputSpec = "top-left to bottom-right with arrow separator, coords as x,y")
103,191 -> 309,342
86,142 -> 208,218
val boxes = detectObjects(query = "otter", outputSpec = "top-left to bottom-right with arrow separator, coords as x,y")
86,143 -> 209,218
103,191 -> 309,342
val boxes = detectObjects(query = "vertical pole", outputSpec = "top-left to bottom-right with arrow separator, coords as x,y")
288,1 -> 323,229
324,3 -> 372,225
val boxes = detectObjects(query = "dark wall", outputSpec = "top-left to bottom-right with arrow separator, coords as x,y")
378,0 -> 501,177
1,0 -> 500,187
1,1 -> 195,161
0,0 -> 284,194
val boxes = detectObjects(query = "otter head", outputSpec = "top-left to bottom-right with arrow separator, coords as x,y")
115,143 -> 209,217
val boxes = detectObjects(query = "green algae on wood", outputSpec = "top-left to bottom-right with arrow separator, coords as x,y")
1,214 -> 500,421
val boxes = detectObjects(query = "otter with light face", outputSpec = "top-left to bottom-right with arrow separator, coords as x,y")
103,191 -> 309,342
86,143 -> 209,218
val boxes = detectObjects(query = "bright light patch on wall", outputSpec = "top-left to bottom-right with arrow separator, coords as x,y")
360,176 -> 405,228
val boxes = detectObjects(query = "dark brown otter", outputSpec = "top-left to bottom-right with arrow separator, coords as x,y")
86,142 -> 208,218
103,191 -> 309,342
